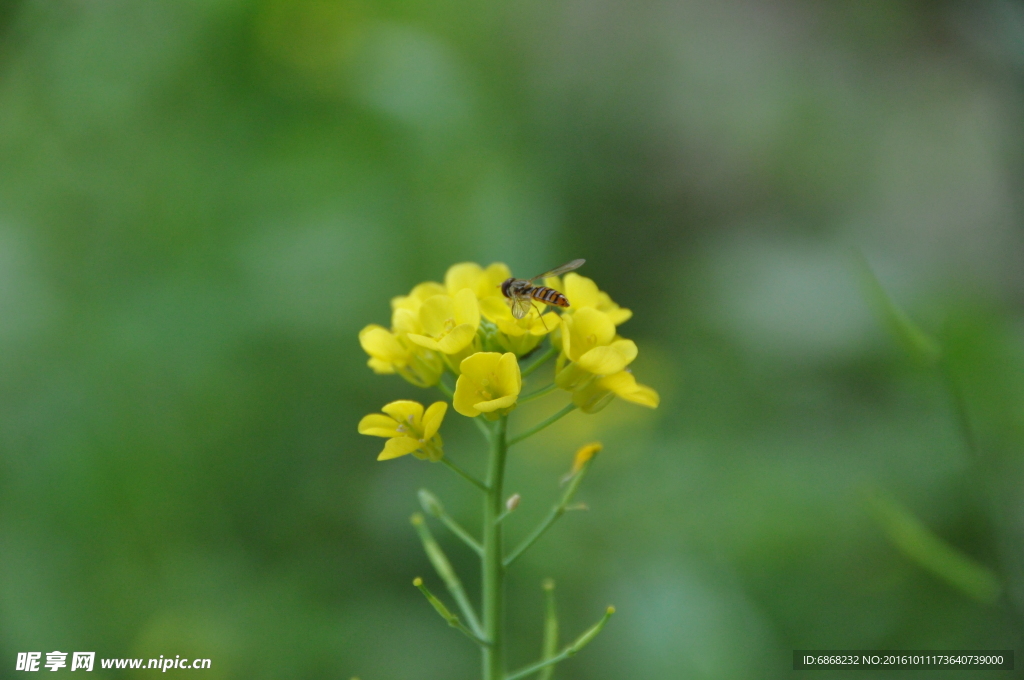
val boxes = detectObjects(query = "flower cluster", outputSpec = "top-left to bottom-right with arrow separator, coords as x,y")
358,262 -> 658,460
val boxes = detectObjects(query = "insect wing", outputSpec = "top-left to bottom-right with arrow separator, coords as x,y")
528,258 -> 585,282
509,294 -> 534,320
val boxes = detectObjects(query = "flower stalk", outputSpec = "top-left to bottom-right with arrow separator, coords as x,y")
357,261 -> 659,679
505,606 -> 616,680
482,415 -> 508,680
413,577 -> 490,647
411,514 -> 484,638
508,403 -> 578,447
505,446 -> 598,567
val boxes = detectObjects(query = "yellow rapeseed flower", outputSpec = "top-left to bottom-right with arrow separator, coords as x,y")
561,307 -> 637,375
391,282 -> 447,316
571,369 -> 660,413
359,324 -> 444,387
358,400 -> 448,461
453,352 -> 522,417
445,262 -> 511,300
550,307 -> 659,413
479,296 -> 559,356
407,289 -> 482,355
571,442 -> 603,474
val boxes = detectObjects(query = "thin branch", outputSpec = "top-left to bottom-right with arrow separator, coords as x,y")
939,359 -> 979,459
419,489 -> 483,556
506,607 -> 615,680
505,455 -> 596,567
441,457 -> 488,493
519,383 -> 558,405
539,579 -> 558,680
508,404 -> 577,447
436,379 -> 455,400
412,577 -> 490,647
411,514 -> 484,638
473,415 -> 494,441
521,345 -> 558,378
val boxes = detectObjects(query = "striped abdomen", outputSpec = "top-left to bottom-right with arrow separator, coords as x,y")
527,285 -> 569,308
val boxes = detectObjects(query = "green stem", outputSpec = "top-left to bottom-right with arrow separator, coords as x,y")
436,379 -> 456,400
411,514 -> 484,638
508,404 -> 577,447
413,577 -> 490,647
473,416 -> 494,441
419,489 -> 484,556
441,457 -> 488,493
519,383 -> 557,405
482,415 -> 508,680
521,345 -> 558,378
538,580 -> 558,680
505,607 -> 615,680
505,456 -> 596,568
939,358 -> 979,459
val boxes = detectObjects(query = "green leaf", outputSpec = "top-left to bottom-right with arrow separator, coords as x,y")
865,490 -> 1001,604
855,253 -> 941,366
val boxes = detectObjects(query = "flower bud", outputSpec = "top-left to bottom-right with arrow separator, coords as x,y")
418,489 -> 444,517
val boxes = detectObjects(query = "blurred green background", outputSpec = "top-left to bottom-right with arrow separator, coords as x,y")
1,0 -> 1022,678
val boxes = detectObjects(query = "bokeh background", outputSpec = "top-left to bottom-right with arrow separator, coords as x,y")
1,0 -> 1023,678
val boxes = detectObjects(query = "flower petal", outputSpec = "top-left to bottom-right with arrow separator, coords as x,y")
453,374 -> 481,417
359,325 -> 409,364
378,436 -> 423,461
605,307 -> 633,325
564,308 -> 616,362
358,414 -> 400,437
381,400 -> 425,426
459,351 -> 501,376
571,442 -> 603,474
480,296 -> 512,323
392,308 -> 421,334
406,333 -> 443,352
422,402 -> 448,440
625,385 -> 659,407
494,352 -> 522,397
445,263 -> 485,295
577,339 -> 638,375
482,263 -> 512,292
598,371 -> 660,408
392,282 -> 447,312
474,393 -> 518,413
436,324 -> 476,354
564,273 -> 601,309
418,295 -> 457,336
367,358 -> 396,374
529,312 -> 561,336
452,288 -> 480,327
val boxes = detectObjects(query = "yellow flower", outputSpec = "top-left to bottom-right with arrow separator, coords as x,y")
571,442 -> 603,474
445,262 -> 511,300
479,295 -> 559,356
546,273 -> 632,325
453,352 -> 522,417
407,289 -> 481,354
550,307 -> 658,412
571,370 -> 660,413
359,324 -> 443,387
358,400 -> 448,461
562,308 -> 637,373
391,281 -> 447,315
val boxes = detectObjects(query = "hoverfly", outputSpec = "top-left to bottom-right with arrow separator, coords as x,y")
501,259 -> 586,320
